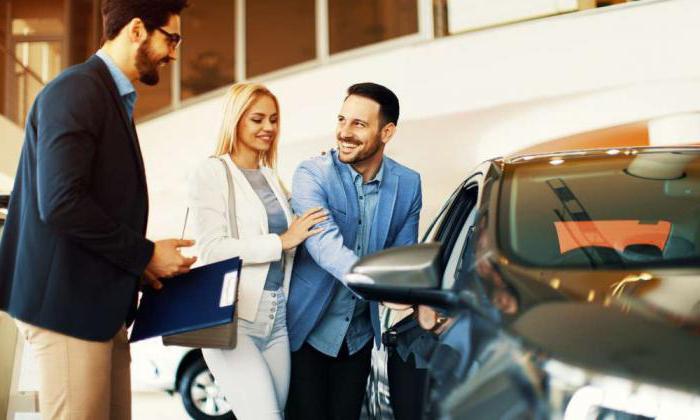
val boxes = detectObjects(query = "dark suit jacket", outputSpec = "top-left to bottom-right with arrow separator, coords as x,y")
0,55 -> 155,341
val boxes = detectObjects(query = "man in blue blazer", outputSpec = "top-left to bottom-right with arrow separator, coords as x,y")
0,1 -> 195,418
286,83 -> 422,420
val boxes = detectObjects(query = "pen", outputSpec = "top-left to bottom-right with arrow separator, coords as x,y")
181,208 -> 189,240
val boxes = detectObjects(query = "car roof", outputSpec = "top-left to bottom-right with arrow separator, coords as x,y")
502,145 -> 700,165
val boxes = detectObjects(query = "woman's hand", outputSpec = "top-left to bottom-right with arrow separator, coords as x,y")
279,207 -> 328,251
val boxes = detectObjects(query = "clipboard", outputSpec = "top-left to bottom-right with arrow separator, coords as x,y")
130,256 -> 241,344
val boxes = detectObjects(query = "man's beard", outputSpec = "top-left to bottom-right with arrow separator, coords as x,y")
337,132 -> 383,164
136,38 -> 169,86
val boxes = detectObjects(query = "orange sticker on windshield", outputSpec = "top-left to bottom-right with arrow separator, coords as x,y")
554,220 -> 671,254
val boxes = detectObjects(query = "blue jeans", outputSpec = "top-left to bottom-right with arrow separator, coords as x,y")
203,289 -> 289,420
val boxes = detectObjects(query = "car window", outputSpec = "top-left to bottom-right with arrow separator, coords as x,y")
431,185 -> 479,283
442,202 -> 478,290
423,173 -> 482,243
422,188 -> 459,243
499,151 -> 700,268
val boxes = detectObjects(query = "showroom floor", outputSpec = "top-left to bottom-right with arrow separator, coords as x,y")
14,342 -> 192,420
132,391 -> 190,420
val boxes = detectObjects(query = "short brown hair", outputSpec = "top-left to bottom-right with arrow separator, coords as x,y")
101,0 -> 188,40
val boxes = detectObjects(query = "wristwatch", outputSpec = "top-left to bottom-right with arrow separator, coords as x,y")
429,313 -> 449,332
416,305 -> 449,332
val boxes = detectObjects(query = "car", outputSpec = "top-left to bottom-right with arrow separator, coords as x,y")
347,146 -> 700,419
131,338 -> 235,420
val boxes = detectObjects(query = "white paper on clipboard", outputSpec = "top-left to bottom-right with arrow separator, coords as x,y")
219,270 -> 239,307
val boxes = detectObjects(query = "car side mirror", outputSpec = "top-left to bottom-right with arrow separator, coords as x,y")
346,243 -> 463,308
347,243 -> 443,288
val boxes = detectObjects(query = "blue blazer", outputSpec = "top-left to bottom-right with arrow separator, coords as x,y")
0,55 -> 154,341
287,150 -> 422,352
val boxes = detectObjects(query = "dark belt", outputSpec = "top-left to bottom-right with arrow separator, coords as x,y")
381,315 -> 419,352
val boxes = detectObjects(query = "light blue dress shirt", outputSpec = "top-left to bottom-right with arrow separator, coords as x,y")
307,162 -> 384,357
96,50 -> 137,121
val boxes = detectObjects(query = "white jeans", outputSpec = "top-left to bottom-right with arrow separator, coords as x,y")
203,289 -> 290,420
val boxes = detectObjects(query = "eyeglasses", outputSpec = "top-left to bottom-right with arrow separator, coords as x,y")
155,27 -> 182,48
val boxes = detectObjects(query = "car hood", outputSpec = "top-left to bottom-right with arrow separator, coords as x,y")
497,265 -> 700,393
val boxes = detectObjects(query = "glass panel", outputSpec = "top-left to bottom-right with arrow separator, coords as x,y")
435,186 -> 477,268
14,41 -> 62,124
12,18 -> 63,36
1,1 -> 8,117
134,65 -> 172,120
11,0 -> 64,36
246,0 -> 315,77
445,0 -> 634,36
442,196 -> 478,290
180,0 -> 235,100
67,0 -> 101,66
329,0 -> 418,54
499,152 -> 700,268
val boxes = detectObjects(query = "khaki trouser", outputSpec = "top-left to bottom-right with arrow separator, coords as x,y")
15,320 -> 131,420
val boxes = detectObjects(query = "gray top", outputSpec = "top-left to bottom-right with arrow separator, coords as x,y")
241,168 -> 288,291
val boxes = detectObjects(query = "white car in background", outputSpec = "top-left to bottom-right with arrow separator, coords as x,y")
131,338 -> 234,419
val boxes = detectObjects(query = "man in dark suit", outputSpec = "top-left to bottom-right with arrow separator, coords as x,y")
0,1 -> 194,418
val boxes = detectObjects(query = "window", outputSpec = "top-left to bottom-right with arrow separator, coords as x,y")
442,192 -> 479,290
13,41 -> 62,123
246,0 -> 315,77
433,184 -> 479,275
499,151 -> 700,268
424,174 -> 483,243
180,0 -> 235,100
328,0 -> 419,54
134,67 -> 172,120
11,0 -> 64,37
0,3 -> 6,116
67,0 -> 102,66
445,0 -> 636,35
4,0 -> 66,125
422,181 -> 482,291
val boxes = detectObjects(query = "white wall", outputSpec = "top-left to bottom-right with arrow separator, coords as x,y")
137,0 -> 700,239
0,115 -> 23,194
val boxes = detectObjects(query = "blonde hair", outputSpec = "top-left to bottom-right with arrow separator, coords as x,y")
214,82 -> 280,168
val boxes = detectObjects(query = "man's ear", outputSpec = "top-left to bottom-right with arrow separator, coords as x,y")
126,17 -> 148,44
380,123 -> 396,145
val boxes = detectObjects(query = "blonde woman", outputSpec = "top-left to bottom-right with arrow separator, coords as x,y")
187,83 -> 326,419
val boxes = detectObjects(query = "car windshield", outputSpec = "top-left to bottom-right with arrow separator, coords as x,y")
499,150 -> 700,268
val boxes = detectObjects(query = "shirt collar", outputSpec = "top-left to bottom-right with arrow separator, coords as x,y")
96,49 -> 136,98
349,159 -> 385,186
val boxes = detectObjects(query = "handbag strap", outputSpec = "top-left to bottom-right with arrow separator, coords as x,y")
213,156 -> 239,240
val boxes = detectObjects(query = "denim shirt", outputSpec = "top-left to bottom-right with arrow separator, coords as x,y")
307,163 -> 384,357
96,50 -> 137,120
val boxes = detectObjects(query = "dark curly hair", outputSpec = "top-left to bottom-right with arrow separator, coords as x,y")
102,0 -> 189,40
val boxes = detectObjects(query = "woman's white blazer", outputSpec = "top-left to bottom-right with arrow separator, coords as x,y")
187,155 -> 295,322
